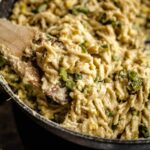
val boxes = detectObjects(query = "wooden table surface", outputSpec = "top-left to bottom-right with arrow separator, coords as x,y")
0,102 -> 24,150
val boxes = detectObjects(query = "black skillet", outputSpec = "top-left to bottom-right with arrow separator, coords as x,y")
0,1 -> 150,150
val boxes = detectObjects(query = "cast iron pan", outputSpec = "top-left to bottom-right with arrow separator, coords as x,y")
0,1 -> 150,150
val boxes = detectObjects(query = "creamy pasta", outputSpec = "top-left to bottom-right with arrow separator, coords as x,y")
0,0 -> 150,140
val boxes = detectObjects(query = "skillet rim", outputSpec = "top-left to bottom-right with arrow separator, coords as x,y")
0,75 -> 150,146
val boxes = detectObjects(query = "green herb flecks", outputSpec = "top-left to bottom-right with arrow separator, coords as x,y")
113,21 -> 122,29
99,44 -> 109,53
80,43 -> 88,53
119,70 -> 127,78
114,70 -> 143,94
71,7 -> 89,15
112,55 -> 120,61
101,44 -> 108,49
99,13 -> 114,25
24,83 -> 33,90
128,71 -> 139,81
24,83 -> 37,101
74,73 -> 82,81
127,71 -> 143,94
0,55 -> 6,68
46,33 -> 53,40
106,109 -> 113,117
114,70 -> 127,80
32,3 -> 47,13
83,86 -> 92,95
127,79 -> 142,94
130,107 -> 139,116
108,112 -> 113,117
94,76 -> 101,82
139,124 -> 149,138
94,76 -> 99,82
102,44 -> 109,51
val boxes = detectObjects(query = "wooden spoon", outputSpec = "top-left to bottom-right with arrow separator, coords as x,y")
0,19 -> 68,105
0,18 -> 40,87
0,19 -> 35,57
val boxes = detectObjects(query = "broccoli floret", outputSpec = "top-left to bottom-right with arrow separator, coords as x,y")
66,79 -> 75,90
128,71 -> 139,81
127,71 -> 143,94
127,79 -> 142,94
59,67 -> 68,82
59,67 -> 75,90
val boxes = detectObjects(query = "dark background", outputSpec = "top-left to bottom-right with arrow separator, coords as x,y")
0,102 -> 92,150
0,102 -> 25,150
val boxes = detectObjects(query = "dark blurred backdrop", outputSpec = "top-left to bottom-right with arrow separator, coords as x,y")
0,102 -> 24,150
